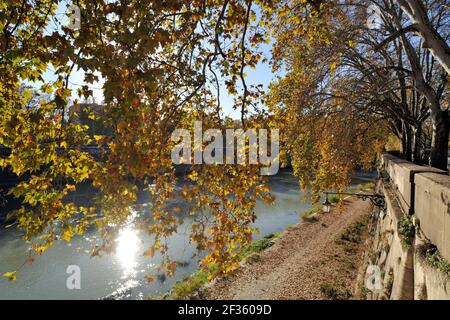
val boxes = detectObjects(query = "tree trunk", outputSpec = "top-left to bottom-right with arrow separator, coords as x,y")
396,0 -> 450,75
430,110 -> 449,170
403,122 -> 413,161
412,124 -> 422,164
401,129 -> 407,158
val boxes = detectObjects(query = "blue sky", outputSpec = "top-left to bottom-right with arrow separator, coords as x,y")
216,42 -> 276,118
38,3 -> 278,119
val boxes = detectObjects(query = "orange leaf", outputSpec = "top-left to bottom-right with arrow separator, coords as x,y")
143,247 -> 155,258
145,274 -> 155,283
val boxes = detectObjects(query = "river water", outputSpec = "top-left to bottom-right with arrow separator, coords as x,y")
0,170 -> 375,299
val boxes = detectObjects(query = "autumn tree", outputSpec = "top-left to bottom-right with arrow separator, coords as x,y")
380,0 -> 449,169
0,0 -> 276,279
268,0 -> 449,196
342,0 -> 448,165
2,0 -> 447,283
268,1 -> 392,194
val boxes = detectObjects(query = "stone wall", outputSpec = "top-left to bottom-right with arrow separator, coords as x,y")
364,154 -> 450,300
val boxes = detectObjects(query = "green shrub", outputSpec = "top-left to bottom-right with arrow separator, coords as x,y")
337,220 -> 367,244
353,181 -> 376,192
426,250 -> 450,276
398,215 -> 415,247
239,233 -> 280,259
299,206 -> 321,218
320,282 -> 351,300
166,270 -> 211,300
329,194 -> 341,203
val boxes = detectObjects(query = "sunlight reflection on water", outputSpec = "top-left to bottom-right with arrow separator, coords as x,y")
115,210 -> 140,277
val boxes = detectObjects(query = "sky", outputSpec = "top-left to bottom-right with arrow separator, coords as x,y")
39,3 -> 278,120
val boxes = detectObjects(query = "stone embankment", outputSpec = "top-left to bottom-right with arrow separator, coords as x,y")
360,154 -> 450,299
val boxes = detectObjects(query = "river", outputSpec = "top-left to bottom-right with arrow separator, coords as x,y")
0,169 -> 375,299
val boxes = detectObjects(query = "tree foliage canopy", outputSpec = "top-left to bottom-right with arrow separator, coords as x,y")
1,0 -> 448,281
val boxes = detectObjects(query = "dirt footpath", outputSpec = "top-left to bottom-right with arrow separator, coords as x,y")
202,199 -> 371,300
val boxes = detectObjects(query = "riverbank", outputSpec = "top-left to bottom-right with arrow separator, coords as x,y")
0,171 -> 375,299
197,198 -> 371,300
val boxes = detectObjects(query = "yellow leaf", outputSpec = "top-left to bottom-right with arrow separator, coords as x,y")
330,61 -> 338,71
348,40 -> 357,48
94,135 -> 105,144
62,229 -> 73,241
3,271 -> 17,281
166,262 -> 177,276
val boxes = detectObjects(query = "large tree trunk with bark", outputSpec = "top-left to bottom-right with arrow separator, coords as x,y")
412,124 -> 422,164
403,122 -> 413,161
395,12 -> 448,170
396,0 -> 450,75
430,110 -> 449,170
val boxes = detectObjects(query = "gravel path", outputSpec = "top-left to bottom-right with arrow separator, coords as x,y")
202,199 -> 370,300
